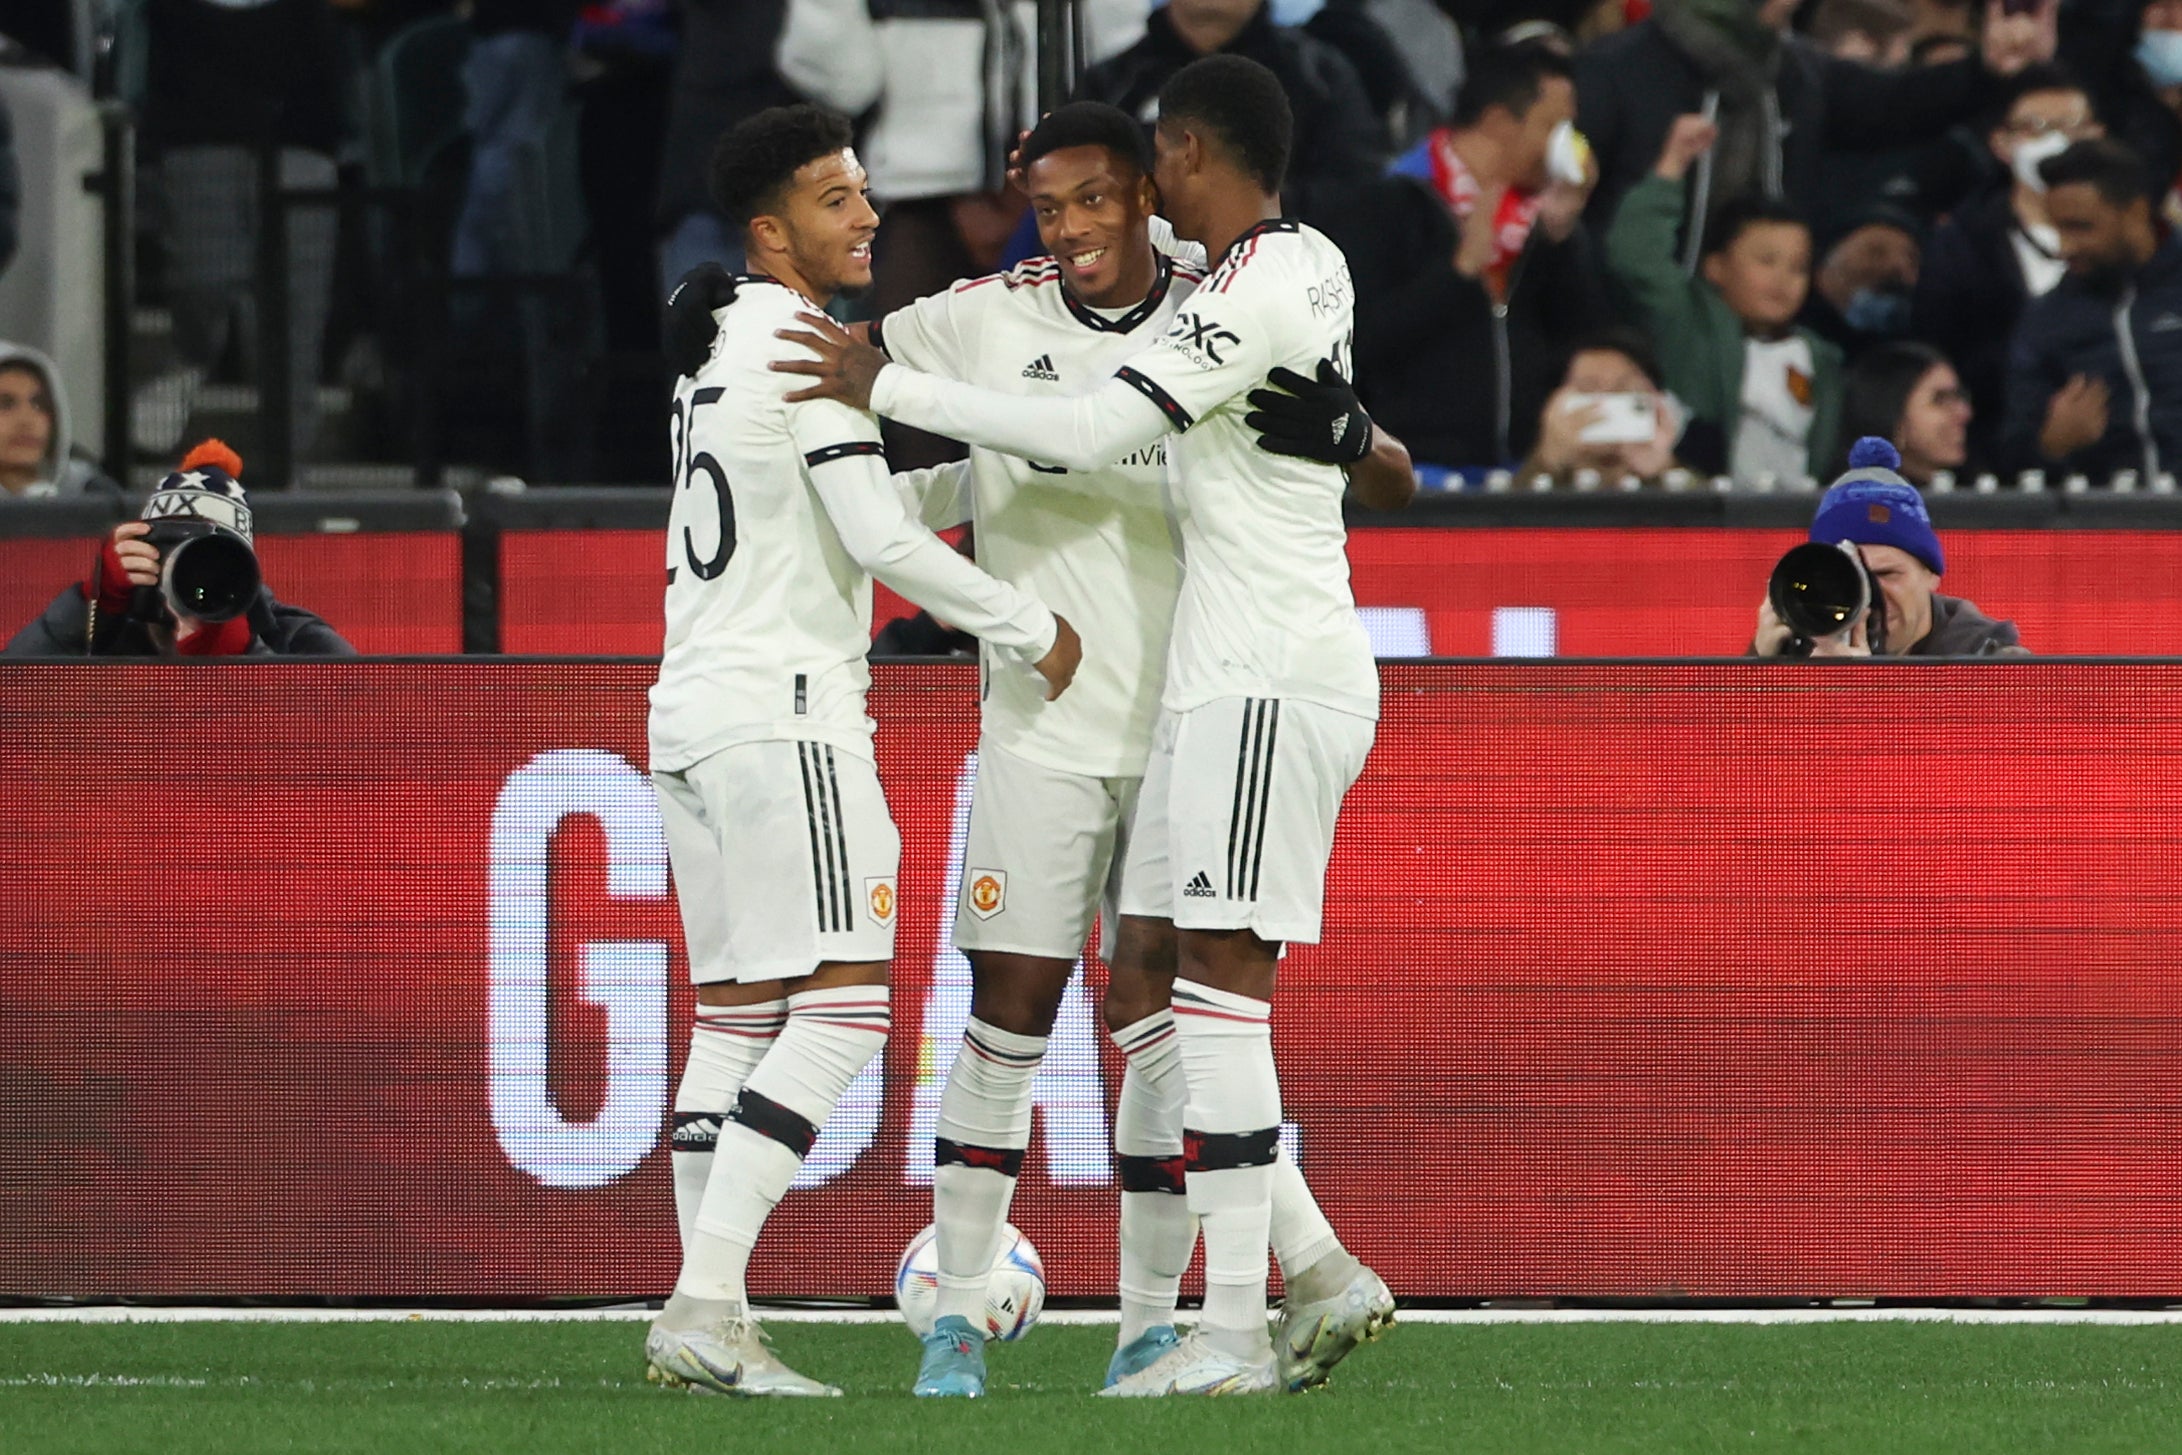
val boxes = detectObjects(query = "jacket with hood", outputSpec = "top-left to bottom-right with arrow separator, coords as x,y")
5,581 -> 354,658
1750,591 -> 2026,655
1998,230 -> 2182,481
1907,593 -> 2025,656
0,342 -> 121,499
1607,173 -> 1843,478
1577,0 -> 1997,251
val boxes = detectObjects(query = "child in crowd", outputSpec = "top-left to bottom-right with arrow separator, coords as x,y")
1606,115 -> 1842,481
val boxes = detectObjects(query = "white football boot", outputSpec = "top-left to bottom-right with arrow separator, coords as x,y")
645,1317 -> 843,1397
1096,1331 -> 1277,1397
1274,1263 -> 1396,1391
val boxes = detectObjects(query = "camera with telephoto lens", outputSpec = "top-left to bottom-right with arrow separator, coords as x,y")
139,519 -> 262,625
1768,540 -> 1885,656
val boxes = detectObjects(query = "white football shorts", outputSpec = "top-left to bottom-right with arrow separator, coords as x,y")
654,739 -> 901,984
953,738 -> 1143,960
1118,697 -> 1374,945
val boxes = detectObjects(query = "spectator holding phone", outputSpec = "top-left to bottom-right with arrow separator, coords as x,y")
1517,329 -> 1698,484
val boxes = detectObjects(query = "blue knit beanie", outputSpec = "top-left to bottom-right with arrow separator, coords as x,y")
1808,438 -> 1943,576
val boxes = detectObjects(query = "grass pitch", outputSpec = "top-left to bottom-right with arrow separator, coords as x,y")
2,1318 -> 2178,1454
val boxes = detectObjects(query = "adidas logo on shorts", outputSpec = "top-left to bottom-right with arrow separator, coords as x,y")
1183,871 -> 1216,899
1020,353 -> 1060,382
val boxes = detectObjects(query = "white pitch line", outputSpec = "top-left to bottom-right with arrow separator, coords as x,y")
4,1306 -> 2182,1327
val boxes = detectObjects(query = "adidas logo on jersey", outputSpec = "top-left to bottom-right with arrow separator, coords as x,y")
1020,353 -> 1060,382
1183,871 -> 1216,899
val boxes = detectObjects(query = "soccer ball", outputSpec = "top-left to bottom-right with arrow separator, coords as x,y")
894,1222 -> 1046,1342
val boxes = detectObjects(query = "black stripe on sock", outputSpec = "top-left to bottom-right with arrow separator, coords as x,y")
1247,700 -> 1280,902
1117,1152 -> 1187,1194
797,745 -> 832,935
727,1087 -> 818,1158
935,1137 -> 1026,1178
822,747 -> 851,933
670,1111 -> 720,1152
1183,1126 -> 1280,1173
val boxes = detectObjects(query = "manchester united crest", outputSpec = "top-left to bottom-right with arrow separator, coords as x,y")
966,869 -> 1006,920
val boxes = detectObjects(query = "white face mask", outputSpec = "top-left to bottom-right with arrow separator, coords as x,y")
2011,129 -> 2072,193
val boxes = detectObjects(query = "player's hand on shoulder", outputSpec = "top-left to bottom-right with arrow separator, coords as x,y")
1034,612 -> 1082,701
773,310 -> 888,410
1244,358 -> 1374,465
664,263 -> 739,378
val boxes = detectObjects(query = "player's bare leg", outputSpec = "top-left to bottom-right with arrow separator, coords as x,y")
1103,913 -> 1190,1383
649,960 -> 890,1397
916,951 -> 1073,1397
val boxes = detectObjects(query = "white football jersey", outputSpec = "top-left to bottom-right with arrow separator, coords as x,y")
871,219 -> 1377,721
648,276 -> 1057,774
875,252 -> 1200,777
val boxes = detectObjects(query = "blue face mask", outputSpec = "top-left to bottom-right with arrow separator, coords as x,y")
1843,286 -> 1912,337
2138,29 -> 2182,90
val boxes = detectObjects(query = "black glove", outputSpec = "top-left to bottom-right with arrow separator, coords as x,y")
1244,359 -> 1374,465
663,262 -> 739,378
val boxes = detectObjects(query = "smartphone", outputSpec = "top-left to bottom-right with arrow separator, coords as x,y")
1565,392 -> 1657,445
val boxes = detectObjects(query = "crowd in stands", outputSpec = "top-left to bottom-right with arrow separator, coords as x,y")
3,1 -> 2182,491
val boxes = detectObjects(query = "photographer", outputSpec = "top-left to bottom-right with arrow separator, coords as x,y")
4,441 -> 353,658
1752,437 -> 2026,657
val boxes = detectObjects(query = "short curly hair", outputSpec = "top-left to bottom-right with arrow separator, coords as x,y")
1019,101 -> 1153,179
1156,55 -> 1292,195
709,105 -> 857,229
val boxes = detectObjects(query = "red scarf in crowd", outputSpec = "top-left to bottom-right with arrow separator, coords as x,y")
1419,129 -> 1543,289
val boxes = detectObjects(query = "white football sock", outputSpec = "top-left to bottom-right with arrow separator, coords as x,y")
675,984 -> 891,1307
931,1017 -> 1046,1326
1111,1008 -> 1193,1345
1172,978 -> 1280,1363
1271,1150 -> 1359,1303
671,1000 -> 785,1251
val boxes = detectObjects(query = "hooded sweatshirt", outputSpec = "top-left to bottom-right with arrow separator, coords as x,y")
0,342 -> 119,499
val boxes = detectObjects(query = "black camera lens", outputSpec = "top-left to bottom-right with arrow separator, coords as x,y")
1769,542 -> 1870,640
162,531 -> 261,623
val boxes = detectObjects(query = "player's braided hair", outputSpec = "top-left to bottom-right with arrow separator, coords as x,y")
710,105 -> 857,228
1155,54 -> 1292,195
1019,101 -> 1153,178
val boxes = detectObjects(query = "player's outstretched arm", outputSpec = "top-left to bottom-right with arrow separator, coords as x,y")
775,311 -> 1172,474
1244,360 -> 1417,510
795,406 -> 1072,695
